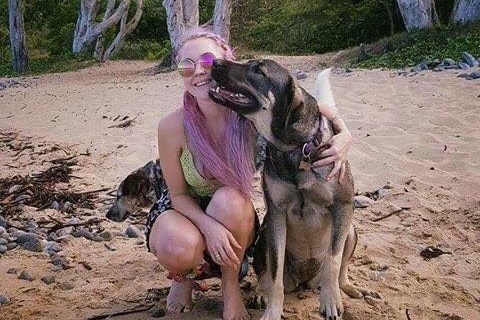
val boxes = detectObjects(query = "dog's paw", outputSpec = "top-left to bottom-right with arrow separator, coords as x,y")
319,285 -> 343,320
340,282 -> 371,299
247,293 -> 267,309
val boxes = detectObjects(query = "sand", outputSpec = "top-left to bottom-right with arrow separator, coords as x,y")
0,57 -> 479,320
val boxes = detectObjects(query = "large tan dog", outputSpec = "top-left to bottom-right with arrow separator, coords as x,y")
209,60 -> 369,320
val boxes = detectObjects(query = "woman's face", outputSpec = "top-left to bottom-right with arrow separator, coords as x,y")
178,37 -> 225,102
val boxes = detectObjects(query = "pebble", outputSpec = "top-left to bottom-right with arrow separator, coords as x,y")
442,58 -> 456,66
56,226 -> 73,237
354,195 -> 374,208
0,216 -> 6,228
7,268 -> 17,274
94,230 -> 113,242
18,270 -> 35,281
104,243 -> 117,251
50,254 -> 72,270
458,62 -> 471,69
148,305 -> 166,318
50,201 -> 60,210
292,69 -> 307,80
6,242 -> 17,250
12,194 -> 31,204
67,217 -> 82,225
0,245 -> 6,254
468,71 -> 480,79
0,226 -> 8,239
41,275 -> 56,285
44,241 -> 63,255
411,62 -> 429,72
0,238 -> 7,245
72,228 -> 94,240
58,281 -> 75,290
16,233 -> 43,252
0,293 -> 10,305
125,225 -> 143,238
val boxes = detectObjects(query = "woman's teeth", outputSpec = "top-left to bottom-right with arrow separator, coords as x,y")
194,79 -> 211,87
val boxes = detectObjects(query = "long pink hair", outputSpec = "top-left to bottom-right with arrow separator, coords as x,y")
179,28 -> 256,196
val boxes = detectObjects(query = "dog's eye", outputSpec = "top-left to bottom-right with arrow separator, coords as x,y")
254,61 -> 267,76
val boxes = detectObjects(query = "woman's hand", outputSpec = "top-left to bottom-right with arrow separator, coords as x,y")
200,217 -> 242,268
312,128 -> 352,181
312,111 -> 352,181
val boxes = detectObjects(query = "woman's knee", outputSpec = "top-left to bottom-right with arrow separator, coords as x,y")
149,213 -> 204,272
208,186 -> 255,227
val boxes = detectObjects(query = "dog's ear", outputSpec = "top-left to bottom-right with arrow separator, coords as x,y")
284,76 -> 304,128
121,171 -> 148,198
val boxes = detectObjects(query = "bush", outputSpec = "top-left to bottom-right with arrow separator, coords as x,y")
354,22 -> 480,68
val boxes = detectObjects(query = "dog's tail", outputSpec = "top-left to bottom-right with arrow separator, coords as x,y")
314,68 -> 336,109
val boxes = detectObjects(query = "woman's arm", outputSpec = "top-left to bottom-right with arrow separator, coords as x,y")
312,103 -> 352,181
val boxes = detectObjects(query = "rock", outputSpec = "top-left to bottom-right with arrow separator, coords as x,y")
0,216 -> 6,228
67,217 -> 82,225
292,69 -> 307,80
461,52 -> 479,67
26,221 -> 38,232
56,226 -> 73,237
411,62 -> 428,72
6,242 -> 17,250
458,62 -> 471,69
41,275 -> 56,285
50,254 -> 72,270
442,58 -> 456,66
354,195 -> 375,208
104,243 -> 117,251
0,226 -> 8,239
94,230 -> 113,242
0,238 -> 7,245
125,225 -> 143,238
50,201 -> 60,210
7,268 -> 17,274
43,241 -> 62,255
0,245 -> 7,254
0,293 -> 10,305
58,281 -> 74,290
16,233 -> 43,252
7,227 -> 23,239
12,194 -> 31,204
72,228 -> 94,240
148,305 -> 166,318
469,71 -> 480,79
18,270 -> 35,281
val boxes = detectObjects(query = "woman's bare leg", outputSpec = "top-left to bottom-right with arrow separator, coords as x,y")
149,209 -> 206,314
206,187 -> 256,320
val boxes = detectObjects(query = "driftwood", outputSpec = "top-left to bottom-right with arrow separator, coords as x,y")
87,304 -> 155,320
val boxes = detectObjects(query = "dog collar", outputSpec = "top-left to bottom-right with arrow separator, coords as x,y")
299,116 -> 329,170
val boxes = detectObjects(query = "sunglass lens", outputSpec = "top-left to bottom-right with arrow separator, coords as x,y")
178,59 -> 194,77
199,52 -> 215,70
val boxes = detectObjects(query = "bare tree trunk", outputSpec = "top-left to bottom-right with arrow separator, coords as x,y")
163,0 -> 199,58
395,0 -> 437,31
101,0 -> 144,61
8,0 -> 29,73
384,0 -> 396,35
213,0 -> 233,43
73,0 -> 130,54
451,0 -> 480,23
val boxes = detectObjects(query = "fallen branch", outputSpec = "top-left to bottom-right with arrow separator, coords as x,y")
371,208 -> 402,222
87,304 -> 154,320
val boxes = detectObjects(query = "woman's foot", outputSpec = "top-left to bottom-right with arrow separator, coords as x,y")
166,279 -> 194,314
222,280 -> 250,320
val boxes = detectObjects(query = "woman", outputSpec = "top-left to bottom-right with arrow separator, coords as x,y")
146,28 -> 352,320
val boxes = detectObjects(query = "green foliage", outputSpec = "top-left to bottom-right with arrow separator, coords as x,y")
231,0 -> 404,54
354,22 -> 480,68
115,39 -> 170,60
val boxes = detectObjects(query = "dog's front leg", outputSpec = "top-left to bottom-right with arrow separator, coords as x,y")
256,203 -> 288,320
320,202 -> 354,320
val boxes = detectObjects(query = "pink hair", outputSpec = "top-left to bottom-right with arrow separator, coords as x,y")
179,28 -> 256,196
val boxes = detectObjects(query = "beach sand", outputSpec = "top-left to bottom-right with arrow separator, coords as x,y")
0,57 -> 479,320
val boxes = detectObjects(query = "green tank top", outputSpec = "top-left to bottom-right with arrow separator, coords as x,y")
180,145 -> 221,198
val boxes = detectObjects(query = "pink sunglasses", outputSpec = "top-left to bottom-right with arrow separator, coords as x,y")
177,52 -> 216,77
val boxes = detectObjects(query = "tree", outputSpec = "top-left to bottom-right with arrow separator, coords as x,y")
163,0 -> 233,63
451,0 -> 480,23
73,0 -> 143,61
396,0 -> 439,31
8,0 -> 29,73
